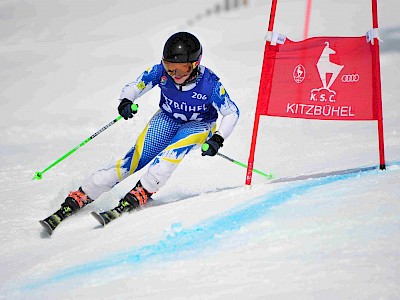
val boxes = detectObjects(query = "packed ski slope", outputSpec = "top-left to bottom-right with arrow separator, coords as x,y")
1,0 -> 399,299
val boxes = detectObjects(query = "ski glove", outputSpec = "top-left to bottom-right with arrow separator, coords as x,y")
201,133 -> 224,156
118,98 -> 137,120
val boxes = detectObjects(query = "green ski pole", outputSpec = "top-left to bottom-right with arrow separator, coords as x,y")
217,152 -> 274,179
33,103 -> 138,181
201,144 -> 274,179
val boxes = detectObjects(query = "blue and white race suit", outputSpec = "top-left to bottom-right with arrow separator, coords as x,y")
81,64 -> 239,198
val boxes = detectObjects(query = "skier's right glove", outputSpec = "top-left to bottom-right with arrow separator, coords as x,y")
201,133 -> 224,156
118,98 -> 138,120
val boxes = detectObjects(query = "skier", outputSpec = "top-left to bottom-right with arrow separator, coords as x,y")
44,32 -> 240,227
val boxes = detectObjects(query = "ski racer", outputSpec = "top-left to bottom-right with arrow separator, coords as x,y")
47,32 -> 240,222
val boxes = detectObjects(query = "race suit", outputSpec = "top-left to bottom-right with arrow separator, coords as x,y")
81,63 -> 239,199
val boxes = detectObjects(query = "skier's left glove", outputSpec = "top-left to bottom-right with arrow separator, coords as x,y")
201,133 -> 224,156
118,98 -> 137,120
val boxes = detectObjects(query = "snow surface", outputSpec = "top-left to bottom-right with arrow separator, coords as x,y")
1,0 -> 399,299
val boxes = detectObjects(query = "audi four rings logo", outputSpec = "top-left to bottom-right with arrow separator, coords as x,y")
341,74 -> 360,82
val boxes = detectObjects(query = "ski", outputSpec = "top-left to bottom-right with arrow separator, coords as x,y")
39,216 -> 60,236
40,195 -> 151,234
39,213 -> 64,235
39,205 -> 73,236
91,208 -> 122,226
91,197 -> 148,226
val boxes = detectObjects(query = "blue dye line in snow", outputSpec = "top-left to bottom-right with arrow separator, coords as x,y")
22,163 -> 395,291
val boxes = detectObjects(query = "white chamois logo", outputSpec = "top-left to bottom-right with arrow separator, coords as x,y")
293,64 -> 306,83
316,42 -> 344,90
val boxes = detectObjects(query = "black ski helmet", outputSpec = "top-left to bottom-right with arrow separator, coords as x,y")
162,32 -> 202,64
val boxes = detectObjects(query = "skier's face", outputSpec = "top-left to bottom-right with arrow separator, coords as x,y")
162,60 -> 193,84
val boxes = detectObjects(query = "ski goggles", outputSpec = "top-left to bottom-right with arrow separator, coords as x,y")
162,60 -> 198,77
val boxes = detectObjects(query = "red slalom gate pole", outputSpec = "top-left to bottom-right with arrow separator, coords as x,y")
303,0 -> 312,39
371,0 -> 386,170
245,0 -> 278,186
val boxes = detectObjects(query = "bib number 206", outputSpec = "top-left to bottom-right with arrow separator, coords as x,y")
192,92 -> 207,100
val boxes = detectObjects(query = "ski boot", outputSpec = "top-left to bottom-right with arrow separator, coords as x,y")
119,181 -> 153,212
91,181 -> 152,226
40,187 -> 93,235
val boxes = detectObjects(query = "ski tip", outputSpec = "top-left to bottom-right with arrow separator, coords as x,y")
91,211 -> 106,227
39,220 -> 53,236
